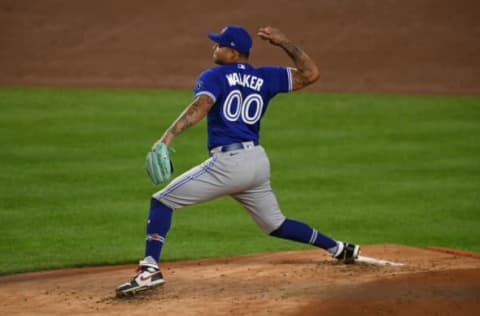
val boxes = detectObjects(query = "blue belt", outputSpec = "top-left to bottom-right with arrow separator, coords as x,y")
210,141 -> 258,155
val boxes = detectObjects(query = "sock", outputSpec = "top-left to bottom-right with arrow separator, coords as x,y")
144,198 -> 173,264
270,218 -> 338,251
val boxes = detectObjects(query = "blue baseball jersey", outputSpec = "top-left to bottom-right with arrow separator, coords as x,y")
193,63 -> 292,150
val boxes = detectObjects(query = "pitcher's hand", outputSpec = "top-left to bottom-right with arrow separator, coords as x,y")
257,26 -> 289,46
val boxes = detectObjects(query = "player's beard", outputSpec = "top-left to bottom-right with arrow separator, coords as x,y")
213,55 -> 226,65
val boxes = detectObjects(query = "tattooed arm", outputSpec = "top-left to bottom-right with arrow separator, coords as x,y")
257,26 -> 320,90
154,94 -> 214,148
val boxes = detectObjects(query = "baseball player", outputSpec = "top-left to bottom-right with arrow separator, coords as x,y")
116,25 -> 360,296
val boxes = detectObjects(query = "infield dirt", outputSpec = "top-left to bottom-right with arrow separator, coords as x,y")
1,245 -> 479,316
1,1 -> 479,315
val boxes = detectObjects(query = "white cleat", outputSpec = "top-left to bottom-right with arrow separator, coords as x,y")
116,261 -> 165,297
333,242 -> 360,264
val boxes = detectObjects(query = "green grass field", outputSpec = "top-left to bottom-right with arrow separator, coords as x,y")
1,87 -> 479,274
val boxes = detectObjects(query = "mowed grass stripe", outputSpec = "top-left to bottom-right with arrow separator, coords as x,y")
0,87 -> 479,273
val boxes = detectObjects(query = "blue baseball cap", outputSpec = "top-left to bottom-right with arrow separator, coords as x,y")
208,25 -> 252,54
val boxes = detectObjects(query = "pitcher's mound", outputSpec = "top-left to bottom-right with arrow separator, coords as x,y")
1,244 -> 479,316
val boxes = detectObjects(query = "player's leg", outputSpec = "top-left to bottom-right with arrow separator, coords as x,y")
142,158 -> 221,267
233,185 -> 337,252
234,188 -> 359,262
143,198 -> 172,266
145,152 -> 260,265
117,152 -> 258,296
270,218 -> 359,263
232,147 -> 359,262
116,198 -> 173,296
117,157 -> 217,296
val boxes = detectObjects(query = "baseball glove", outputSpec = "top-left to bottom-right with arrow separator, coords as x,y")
145,142 -> 174,184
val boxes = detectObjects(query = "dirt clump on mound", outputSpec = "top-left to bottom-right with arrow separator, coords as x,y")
1,244 -> 479,316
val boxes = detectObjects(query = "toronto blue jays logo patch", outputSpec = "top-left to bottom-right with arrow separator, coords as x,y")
194,80 -> 204,90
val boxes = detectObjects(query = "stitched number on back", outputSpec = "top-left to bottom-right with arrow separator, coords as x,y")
242,94 -> 263,124
223,90 -> 242,121
223,90 -> 264,124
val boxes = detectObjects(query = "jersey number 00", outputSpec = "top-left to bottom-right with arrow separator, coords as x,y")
223,90 -> 264,125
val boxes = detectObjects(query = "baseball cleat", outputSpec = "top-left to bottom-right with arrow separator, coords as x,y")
333,242 -> 360,264
116,261 -> 165,297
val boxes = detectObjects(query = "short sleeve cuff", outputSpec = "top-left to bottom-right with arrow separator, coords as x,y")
195,91 -> 217,103
286,67 -> 293,91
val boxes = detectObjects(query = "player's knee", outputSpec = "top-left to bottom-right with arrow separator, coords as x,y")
254,214 -> 285,235
151,197 -> 165,207
269,220 -> 286,237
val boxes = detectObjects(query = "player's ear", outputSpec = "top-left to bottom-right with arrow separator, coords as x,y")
231,48 -> 241,61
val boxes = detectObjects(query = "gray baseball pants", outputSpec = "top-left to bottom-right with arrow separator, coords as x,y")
153,143 -> 286,233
